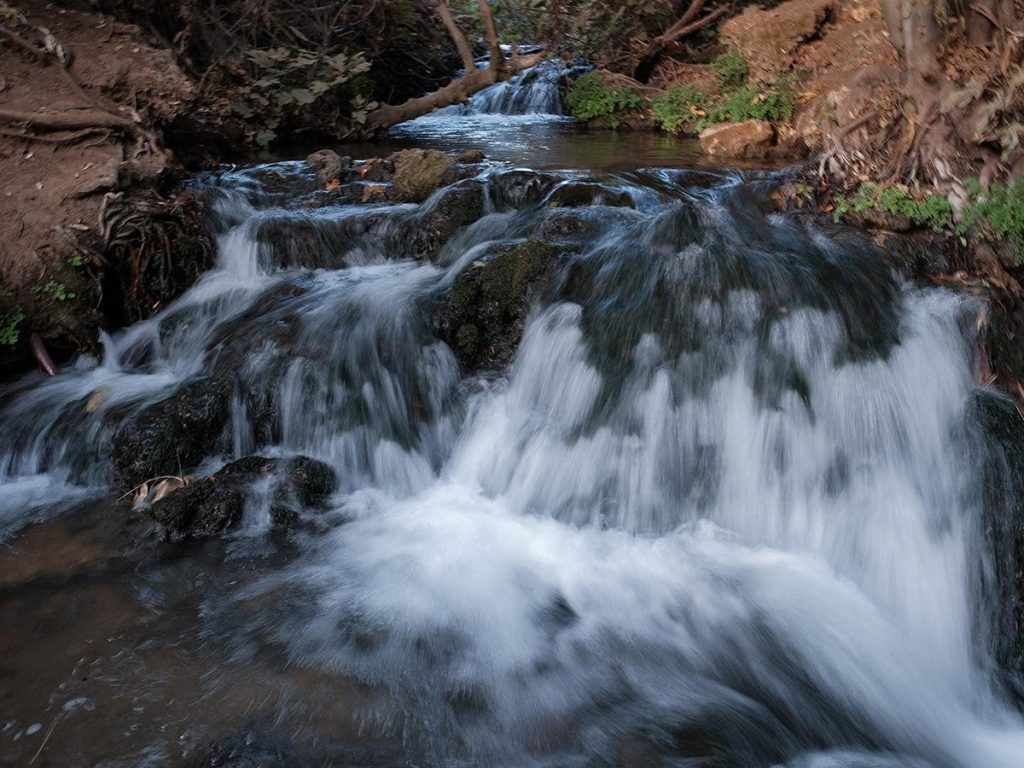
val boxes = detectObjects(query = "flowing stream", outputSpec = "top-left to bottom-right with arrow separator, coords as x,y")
1,74 -> 1024,767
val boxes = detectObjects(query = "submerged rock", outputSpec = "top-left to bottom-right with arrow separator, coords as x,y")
438,239 -> 561,372
111,379 -> 231,490
391,149 -> 456,203
150,455 -> 336,541
546,181 -> 634,208
699,120 -> 774,159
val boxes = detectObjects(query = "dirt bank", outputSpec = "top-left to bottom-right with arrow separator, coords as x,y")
0,3 -> 212,372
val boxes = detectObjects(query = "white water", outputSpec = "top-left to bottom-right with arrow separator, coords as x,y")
1,157 -> 1023,765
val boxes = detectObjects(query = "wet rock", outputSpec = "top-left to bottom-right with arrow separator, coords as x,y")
542,210 -> 594,240
150,455 -> 336,541
410,179 -> 486,261
488,169 -> 560,210
438,239 -> 561,372
458,149 -> 486,164
970,391 -> 1024,704
390,149 -> 456,203
111,379 -> 231,490
546,181 -> 634,208
305,150 -> 350,185
721,0 -> 836,83
353,157 -> 391,183
699,120 -> 774,159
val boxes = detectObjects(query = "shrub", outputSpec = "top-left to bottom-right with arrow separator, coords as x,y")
652,86 -> 707,133
960,178 -> 1024,263
705,80 -> 796,126
713,49 -> 748,91
566,73 -> 645,127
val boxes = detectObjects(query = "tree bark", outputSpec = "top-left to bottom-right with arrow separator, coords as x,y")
366,52 -> 544,130
434,0 -> 476,73
478,0 -> 503,79
633,1 -> 730,82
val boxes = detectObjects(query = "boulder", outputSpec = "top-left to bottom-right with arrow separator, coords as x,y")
458,149 -> 486,164
720,0 -> 835,83
390,149 -> 456,203
546,181 -> 634,208
438,239 -> 561,372
699,120 -> 774,159
111,379 -> 231,490
305,150 -> 350,185
149,455 -> 336,541
409,179 -> 486,261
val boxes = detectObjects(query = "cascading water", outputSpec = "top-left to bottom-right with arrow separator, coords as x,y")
1,157 -> 1024,767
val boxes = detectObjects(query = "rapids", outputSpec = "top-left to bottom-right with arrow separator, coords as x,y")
1,85 -> 1023,767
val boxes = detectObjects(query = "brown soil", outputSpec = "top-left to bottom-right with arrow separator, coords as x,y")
0,3 -> 196,369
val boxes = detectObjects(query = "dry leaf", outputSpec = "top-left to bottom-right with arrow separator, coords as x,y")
85,387 -> 111,413
132,482 -> 149,508
150,477 -> 185,503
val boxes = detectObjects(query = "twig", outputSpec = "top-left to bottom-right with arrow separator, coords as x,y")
28,712 -> 64,765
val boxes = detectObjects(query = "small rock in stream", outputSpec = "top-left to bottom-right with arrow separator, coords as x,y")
149,455 -> 336,542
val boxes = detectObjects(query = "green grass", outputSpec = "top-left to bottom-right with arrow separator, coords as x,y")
565,72 -> 645,127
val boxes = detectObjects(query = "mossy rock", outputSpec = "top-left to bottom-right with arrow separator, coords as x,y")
390,149 -> 456,203
438,239 -> 562,372
149,455 -> 336,541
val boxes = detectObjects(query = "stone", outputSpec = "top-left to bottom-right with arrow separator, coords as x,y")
408,179 -> 486,261
699,120 -> 774,159
305,149 -> 350,185
438,239 -> 561,372
149,455 -> 336,541
458,149 -> 486,164
721,0 -> 835,83
390,149 -> 456,203
111,379 -> 231,490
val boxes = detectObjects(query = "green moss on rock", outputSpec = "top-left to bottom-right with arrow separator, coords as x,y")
439,239 -> 562,372
391,149 -> 456,203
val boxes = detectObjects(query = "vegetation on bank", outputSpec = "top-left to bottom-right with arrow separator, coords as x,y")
831,179 -> 1024,265
566,50 -> 795,134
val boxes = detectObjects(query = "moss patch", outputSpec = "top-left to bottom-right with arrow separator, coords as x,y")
439,239 -> 561,372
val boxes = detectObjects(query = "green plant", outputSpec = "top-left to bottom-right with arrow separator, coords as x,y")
566,72 -> 645,127
35,280 -> 76,301
0,308 -> 24,347
705,80 -> 796,126
713,49 -> 748,91
652,86 -> 707,133
960,177 -> 1024,263
832,182 -> 953,232
67,254 -> 85,267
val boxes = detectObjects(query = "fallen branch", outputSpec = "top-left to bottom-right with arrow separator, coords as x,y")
633,2 -> 731,82
0,126 -> 109,144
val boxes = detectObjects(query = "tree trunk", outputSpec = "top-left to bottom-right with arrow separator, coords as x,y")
434,0 -> 476,73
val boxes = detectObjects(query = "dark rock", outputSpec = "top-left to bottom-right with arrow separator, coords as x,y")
305,149 -> 350,185
353,157 -> 391,183
410,179 -> 486,261
150,455 -> 336,541
541,210 -> 593,240
970,391 -> 1024,705
487,169 -> 559,210
390,149 -> 456,203
111,378 -> 232,490
458,149 -> 486,164
546,181 -> 634,208
438,239 -> 561,372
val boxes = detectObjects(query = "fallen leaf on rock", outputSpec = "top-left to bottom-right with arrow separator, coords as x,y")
84,387 -> 110,413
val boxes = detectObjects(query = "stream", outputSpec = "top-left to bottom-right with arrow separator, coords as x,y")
1,66 -> 1024,768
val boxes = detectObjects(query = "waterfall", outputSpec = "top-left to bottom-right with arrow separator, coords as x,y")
1,162 -> 1023,766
